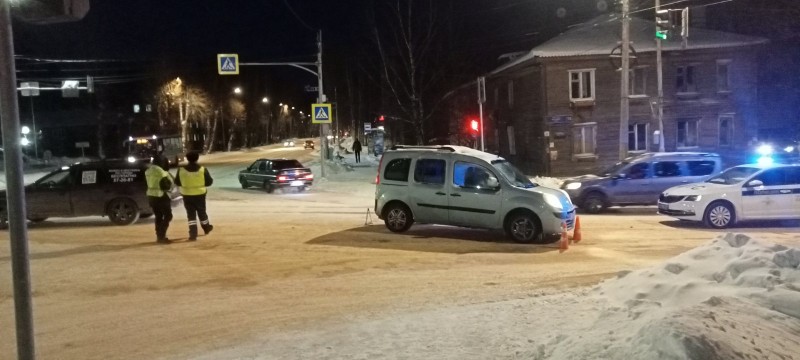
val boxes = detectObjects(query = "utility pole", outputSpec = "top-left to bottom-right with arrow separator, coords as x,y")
317,30 -> 326,178
0,1 -> 36,359
655,0 -> 666,152
477,76 -> 486,152
619,0 -> 631,160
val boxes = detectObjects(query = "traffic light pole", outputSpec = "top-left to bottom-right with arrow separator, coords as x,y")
0,1 -> 36,359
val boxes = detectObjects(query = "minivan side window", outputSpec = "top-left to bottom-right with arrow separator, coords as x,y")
654,161 -> 682,177
384,158 -> 411,182
414,159 -> 446,185
454,162 -> 496,189
687,160 -> 716,176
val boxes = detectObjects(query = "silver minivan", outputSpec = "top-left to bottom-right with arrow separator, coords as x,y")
561,152 -> 722,213
374,145 -> 575,243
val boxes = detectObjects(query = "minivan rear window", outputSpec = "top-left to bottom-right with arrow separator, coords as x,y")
384,158 -> 411,182
687,160 -> 716,176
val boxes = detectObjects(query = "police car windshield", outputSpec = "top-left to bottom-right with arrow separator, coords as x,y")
707,166 -> 760,185
273,160 -> 304,170
597,161 -> 630,176
491,160 -> 536,189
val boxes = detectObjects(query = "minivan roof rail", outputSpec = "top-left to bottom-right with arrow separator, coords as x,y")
390,145 -> 456,152
640,152 -> 719,157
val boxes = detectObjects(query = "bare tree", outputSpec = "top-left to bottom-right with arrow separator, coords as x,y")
227,99 -> 246,151
156,78 -> 212,151
369,0 -> 451,144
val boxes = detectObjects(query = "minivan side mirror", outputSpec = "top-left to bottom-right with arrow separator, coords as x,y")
746,179 -> 764,188
486,176 -> 500,190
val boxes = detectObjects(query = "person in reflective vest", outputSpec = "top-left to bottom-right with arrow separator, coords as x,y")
175,151 -> 214,240
145,154 -> 174,244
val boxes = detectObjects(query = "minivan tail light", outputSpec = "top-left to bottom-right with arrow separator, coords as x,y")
376,154 -> 384,184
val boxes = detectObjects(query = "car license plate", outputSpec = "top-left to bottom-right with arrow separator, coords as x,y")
658,203 -> 669,211
290,180 -> 304,187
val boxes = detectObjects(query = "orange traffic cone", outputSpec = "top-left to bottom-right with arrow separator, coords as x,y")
559,222 -> 569,252
571,216 -> 582,243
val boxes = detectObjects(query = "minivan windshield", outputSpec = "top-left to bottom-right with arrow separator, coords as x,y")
491,160 -> 536,189
597,161 -> 630,176
706,166 -> 761,185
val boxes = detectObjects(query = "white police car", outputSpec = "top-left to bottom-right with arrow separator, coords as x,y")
658,163 -> 800,228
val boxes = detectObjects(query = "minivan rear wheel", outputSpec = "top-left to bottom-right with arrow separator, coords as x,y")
384,203 -> 413,233
505,212 -> 540,244
107,198 -> 140,226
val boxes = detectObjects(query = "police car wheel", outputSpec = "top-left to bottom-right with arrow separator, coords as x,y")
107,198 -> 140,226
704,201 -> 735,229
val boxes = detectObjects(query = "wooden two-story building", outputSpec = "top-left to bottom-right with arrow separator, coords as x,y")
445,15 -> 768,176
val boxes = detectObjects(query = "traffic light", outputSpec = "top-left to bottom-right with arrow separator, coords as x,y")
469,119 -> 479,137
655,9 -> 670,40
378,115 -> 385,122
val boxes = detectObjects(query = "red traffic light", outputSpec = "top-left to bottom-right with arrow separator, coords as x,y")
470,119 -> 479,132
379,115 -> 385,122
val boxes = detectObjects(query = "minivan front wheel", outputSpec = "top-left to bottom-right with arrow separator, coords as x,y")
505,212 -> 540,244
704,201 -> 735,229
107,198 -> 140,226
384,203 -> 413,233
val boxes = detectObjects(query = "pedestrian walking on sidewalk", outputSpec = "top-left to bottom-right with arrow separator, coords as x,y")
175,151 -> 214,241
353,138 -> 362,163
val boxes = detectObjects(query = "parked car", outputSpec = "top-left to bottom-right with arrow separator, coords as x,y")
0,160 -> 182,229
238,158 -> 313,193
374,145 -> 575,244
282,139 -> 296,147
304,140 -> 315,149
561,152 -> 722,213
658,163 -> 800,228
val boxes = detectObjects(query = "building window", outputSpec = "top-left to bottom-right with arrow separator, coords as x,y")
569,69 -> 595,101
507,80 -> 514,108
676,65 -> 697,93
719,115 -> 734,147
628,123 -> 648,152
572,122 -> 597,156
677,119 -> 699,148
630,67 -> 648,97
717,60 -> 731,92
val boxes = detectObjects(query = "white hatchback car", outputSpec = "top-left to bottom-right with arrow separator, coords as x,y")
658,163 -> 800,228
374,145 -> 575,243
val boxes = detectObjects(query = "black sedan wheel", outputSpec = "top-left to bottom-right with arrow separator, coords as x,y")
107,198 -> 140,225
240,176 -> 249,189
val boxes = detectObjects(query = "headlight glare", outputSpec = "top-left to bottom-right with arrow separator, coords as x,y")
684,195 -> 702,201
543,193 -> 564,210
565,182 -> 582,190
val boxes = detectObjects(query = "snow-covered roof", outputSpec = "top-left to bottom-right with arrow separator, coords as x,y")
390,145 -> 504,163
492,14 -> 768,74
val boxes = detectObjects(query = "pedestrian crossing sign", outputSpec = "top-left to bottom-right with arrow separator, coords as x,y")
217,54 -> 239,75
311,103 -> 333,124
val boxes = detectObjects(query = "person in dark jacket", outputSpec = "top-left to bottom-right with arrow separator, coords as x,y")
145,154 -> 174,244
174,151 -> 214,241
353,138 -> 362,163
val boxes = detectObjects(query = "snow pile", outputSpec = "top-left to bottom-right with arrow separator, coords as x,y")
532,176 -> 564,189
542,233 -> 800,359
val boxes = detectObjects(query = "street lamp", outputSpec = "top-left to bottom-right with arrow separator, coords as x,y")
233,87 -> 242,95
21,125 -> 30,135
262,97 -> 269,103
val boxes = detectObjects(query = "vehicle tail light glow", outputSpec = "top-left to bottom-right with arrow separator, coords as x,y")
376,154 -> 384,184
277,175 -> 288,182
305,174 -> 314,179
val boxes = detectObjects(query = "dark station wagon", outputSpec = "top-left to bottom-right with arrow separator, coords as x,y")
238,158 -> 314,193
0,160 -> 182,228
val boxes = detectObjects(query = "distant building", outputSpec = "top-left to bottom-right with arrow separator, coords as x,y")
444,14 -> 768,176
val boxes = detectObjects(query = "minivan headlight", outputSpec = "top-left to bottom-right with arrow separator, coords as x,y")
127,156 -> 136,163
564,182 -> 582,190
684,195 -> 702,202
543,193 -> 563,210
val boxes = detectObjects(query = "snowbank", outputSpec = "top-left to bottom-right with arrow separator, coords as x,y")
542,233 -> 800,359
202,234 -> 800,359
532,176 -> 563,189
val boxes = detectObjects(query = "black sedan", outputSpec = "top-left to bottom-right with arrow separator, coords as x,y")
303,140 -> 315,149
238,159 -> 314,193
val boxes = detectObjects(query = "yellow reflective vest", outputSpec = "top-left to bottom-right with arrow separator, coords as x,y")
145,165 -> 171,197
178,166 -> 207,195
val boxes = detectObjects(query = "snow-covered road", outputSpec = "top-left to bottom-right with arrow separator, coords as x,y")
1,143 -> 799,359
